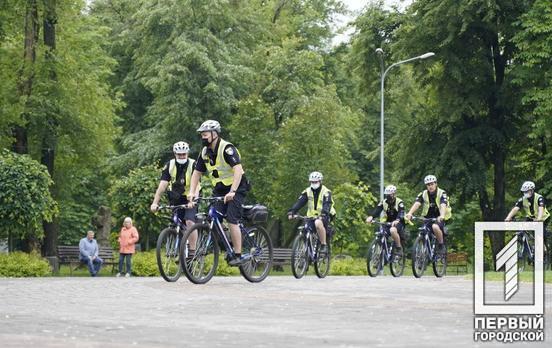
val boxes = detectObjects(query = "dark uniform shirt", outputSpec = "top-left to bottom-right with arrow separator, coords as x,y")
288,187 -> 332,216
371,198 -> 405,223
160,159 -> 195,205
195,139 -> 250,196
415,190 -> 448,218
514,195 -> 546,217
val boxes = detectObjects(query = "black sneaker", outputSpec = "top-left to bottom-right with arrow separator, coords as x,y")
228,255 -> 247,267
319,244 -> 328,255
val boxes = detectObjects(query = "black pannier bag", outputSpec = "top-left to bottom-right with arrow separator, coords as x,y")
243,204 -> 269,223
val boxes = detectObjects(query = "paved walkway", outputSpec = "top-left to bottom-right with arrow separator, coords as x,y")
0,276 -> 550,347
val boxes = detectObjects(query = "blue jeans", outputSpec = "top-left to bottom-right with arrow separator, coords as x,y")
118,254 -> 132,274
80,256 -> 103,276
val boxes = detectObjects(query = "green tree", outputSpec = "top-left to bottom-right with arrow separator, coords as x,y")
512,0 -> 552,197
391,0 -> 533,258
0,149 -> 57,251
332,182 -> 377,256
109,164 -> 164,250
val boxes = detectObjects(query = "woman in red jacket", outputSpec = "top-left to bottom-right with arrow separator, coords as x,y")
117,217 -> 140,277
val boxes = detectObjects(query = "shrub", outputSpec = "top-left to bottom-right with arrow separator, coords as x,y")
215,258 -> 241,276
131,250 -> 242,277
0,252 -> 51,277
330,257 -> 367,276
131,251 -> 159,277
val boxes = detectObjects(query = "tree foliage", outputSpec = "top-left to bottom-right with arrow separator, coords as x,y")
108,164 -> 164,250
0,149 -> 57,241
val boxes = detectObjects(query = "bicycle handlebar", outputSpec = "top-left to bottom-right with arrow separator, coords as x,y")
410,216 -> 437,223
158,204 -> 188,210
193,196 -> 225,203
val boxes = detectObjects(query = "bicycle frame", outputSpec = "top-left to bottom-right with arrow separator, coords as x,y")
415,218 -> 438,262
298,218 -> 319,263
373,223 -> 393,266
200,198 -> 257,262
516,230 -> 534,260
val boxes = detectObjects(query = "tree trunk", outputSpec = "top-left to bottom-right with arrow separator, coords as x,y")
16,0 -> 40,252
13,0 -> 39,155
483,33 -> 508,263
92,206 -> 112,248
41,0 -> 59,257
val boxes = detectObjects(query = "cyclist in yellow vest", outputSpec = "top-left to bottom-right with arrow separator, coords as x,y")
405,175 -> 451,255
505,181 -> 550,235
151,141 -> 199,253
287,171 -> 336,254
366,185 -> 406,256
188,120 -> 251,266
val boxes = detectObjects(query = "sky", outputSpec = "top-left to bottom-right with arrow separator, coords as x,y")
332,0 -> 413,46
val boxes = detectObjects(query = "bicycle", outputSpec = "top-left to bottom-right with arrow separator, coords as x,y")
179,197 -> 273,284
366,220 -> 406,277
155,204 -> 190,282
512,219 -> 550,272
290,215 -> 331,279
410,216 -> 447,278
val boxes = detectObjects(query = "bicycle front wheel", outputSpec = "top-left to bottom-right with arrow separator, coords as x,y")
517,239 -> 528,272
156,227 -> 181,282
412,236 -> 428,278
291,234 -> 308,279
432,244 -> 447,278
390,246 -> 405,277
367,239 -> 383,277
314,242 -> 331,278
239,226 -> 273,283
180,223 -> 219,284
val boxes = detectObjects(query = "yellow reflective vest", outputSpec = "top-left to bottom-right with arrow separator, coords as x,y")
522,193 -> 550,221
303,185 -> 336,218
168,158 -> 195,196
200,139 -> 240,187
421,188 -> 452,220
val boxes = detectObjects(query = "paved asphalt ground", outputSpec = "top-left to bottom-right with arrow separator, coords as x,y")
0,275 -> 550,347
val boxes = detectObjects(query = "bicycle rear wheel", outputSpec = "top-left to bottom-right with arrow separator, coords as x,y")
156,227 -> 181,282
239,226 -> 273,283
390,245 -> 405,277
180,223 -> 219,284
412,236 -> 428,278
314,242 -> 330,278
291,234 -> 308,279
367,239 -> 383,277
517,239 -> 528,272
432,244 -> 447,277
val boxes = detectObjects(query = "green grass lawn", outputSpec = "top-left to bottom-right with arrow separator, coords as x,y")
464,270 -> 552,283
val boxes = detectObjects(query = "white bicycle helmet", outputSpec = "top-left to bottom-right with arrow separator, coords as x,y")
173,141 -> 189,154
520,181 -> 535,192
197,120 -> 221,133
309,171 -> 323,182
424,175 -> 437,185
384,185 -> 397,195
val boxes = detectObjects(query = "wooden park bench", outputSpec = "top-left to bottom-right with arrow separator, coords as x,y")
447,251 -> 469,275
57,245 -> 117,275
272,248 -> 292,270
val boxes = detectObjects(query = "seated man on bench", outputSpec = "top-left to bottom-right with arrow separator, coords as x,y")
79,231 -> 103,277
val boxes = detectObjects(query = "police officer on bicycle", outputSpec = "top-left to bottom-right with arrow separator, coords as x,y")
151,141 -> 199,254
366,185 -> 406,256
405,175 -> 452,255
187,120 -> 251,266
287,171 -> 336,254
505,181 -> 550,244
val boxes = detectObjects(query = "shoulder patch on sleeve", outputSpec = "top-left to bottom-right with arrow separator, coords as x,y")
225,146 -> 234,156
